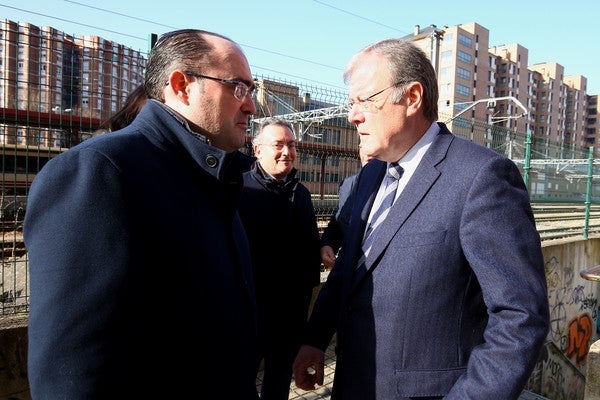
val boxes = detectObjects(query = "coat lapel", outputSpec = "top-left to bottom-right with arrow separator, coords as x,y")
350,125 -> 454,288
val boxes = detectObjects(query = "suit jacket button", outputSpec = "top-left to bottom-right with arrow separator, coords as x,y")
205,155 -> 218,168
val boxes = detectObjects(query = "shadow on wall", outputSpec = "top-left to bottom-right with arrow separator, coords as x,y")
0,315 -> 29,400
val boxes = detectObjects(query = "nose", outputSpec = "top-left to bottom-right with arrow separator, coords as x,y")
347,106 -> 364,124
242,95 -> 256,114
281,145 -> 291,155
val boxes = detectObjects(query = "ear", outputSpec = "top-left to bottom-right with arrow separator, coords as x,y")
164,70 -> 191,104
404,81 -> 424,117
253,144 -> 262,158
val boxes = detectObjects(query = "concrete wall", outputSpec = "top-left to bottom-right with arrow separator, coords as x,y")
527,237 -> 600,399
0,315 -> 29,400
3,237 -> 600,399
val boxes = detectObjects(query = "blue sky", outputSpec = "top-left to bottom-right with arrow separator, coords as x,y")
1,0 -> 598,94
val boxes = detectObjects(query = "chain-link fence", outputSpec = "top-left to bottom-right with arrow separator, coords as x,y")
0,25 -> 599,316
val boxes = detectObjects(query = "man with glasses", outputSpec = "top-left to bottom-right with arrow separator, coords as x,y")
239,117 -> 321,400
293,39 -> 549,399
25,29 -> 260,399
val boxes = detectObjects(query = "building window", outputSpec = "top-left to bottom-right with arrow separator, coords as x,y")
458,33 -> 472,48
456,84 -> 470,96
457,50 -> 471,64
457,66 -> 471,80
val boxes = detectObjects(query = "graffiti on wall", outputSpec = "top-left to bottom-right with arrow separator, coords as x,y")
529,254 -> 600,400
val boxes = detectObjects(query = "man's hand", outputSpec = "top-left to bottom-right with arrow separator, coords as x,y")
292,344 -> 325,390
320,246 -> 336,269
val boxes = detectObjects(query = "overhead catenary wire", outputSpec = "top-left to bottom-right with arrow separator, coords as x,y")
0,1 -> 352,89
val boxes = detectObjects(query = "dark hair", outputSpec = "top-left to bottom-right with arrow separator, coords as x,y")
144,29 -> 236,101
344,39 -> 439,121
97,85 -> 147,133
252,117 -> 295,145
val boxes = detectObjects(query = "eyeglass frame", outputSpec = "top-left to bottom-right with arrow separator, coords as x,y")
345,81 -> 407,113
257,141 -> 297,151
184,71 -> 256,101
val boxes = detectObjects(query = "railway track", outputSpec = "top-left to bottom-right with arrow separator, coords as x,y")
0,203 -> 598,260
316,203 -> 600,242
532,204 -> 600,241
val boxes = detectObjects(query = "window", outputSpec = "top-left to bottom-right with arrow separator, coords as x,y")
456,84 -> 470,96
457,66 -> 471,80
458,33 -> 472,48
457,50 -> 471,64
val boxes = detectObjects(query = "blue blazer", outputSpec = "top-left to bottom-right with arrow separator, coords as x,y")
321,173 -> 359,254
305,123 -> 549,399
24,100 -> 259,399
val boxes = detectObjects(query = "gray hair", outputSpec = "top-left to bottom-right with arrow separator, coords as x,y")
252,117 -> 296,145
144,29 -> 238,101
344,39 -> 439,121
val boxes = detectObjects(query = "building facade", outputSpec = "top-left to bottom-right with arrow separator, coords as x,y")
0,19 -> 146,194
0,19 -> 146,148
409,22 -> 596,157
0,18 -> 597,198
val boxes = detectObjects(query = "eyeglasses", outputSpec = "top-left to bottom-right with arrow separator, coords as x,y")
345,82 -> 406,113
184,71 -> 255,101
259,142 -> 297,151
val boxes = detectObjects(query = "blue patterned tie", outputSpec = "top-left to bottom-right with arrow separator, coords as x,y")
357,162 -> 403,270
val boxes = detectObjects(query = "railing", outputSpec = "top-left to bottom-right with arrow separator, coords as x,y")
0,202 -> 597,317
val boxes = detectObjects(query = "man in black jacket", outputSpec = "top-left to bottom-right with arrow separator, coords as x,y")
240,117 -> 322,400
24,29 -> 259,399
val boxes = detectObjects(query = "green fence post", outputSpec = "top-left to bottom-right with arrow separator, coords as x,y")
148,33 -> 158,53
584,146 -> 594,239
524,129 -> 532,189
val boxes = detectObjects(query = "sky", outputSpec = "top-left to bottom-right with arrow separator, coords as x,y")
0,0 -> 598,95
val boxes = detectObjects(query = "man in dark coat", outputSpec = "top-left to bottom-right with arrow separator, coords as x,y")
239,117 -> 322,400
320,146 -> 371,269
24,29 -> 260,399
293,39 -> 549,400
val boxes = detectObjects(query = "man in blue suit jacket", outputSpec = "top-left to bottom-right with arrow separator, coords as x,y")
321,147 -> 371,269
24,29 -> 260,399
293,39 -> 549,399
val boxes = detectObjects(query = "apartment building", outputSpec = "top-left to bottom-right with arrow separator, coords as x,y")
489,43 -> 536,136
0,19 -> 146,194
0,18 -> 596,199
529,62 -> 567,146
408,21 -> 596,157
587,95 -> 599,149
76,35 -> 145,120
0,19 -> 145,148
565,75 -> 589,148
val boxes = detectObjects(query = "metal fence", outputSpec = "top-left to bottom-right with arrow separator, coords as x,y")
1,26 -> 599,316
